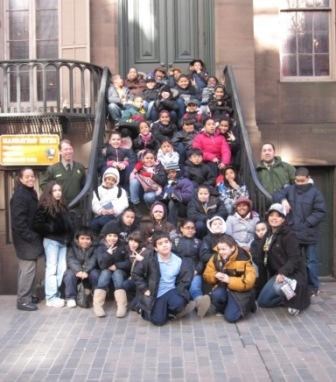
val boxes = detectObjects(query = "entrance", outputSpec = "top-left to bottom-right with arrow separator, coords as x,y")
118,0 -> 214,75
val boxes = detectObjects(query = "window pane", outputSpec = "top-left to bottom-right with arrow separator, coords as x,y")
9,70 -> 29,102
36,10 -> 58,39
315,54 -> 329,75
314,31 -> 329,53
37,70 -> 57,101
9,41 -> 29,59
9,11 -> 29,40
298,33 -> 312,53
36,0 -> 58,9
298,54 -> 313,75
282,55 -> 297,76
297,0 -> 329,7
9,0 -> 28,10
36,40 -> 58,59
280,13 -> 297,54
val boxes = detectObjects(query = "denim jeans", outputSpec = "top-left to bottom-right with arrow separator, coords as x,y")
44,238 -> 67,301
211,286 -> 241,322
63,269 -> 100,299
301,244 -> 320,291
257,276 -> 284,308
189,274 -> 203,299
97,269 -> 127,290
90,215 -> 115,234
107,103 -> 122,122
129,177 -> 157,206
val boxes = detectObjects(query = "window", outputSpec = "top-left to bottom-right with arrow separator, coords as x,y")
280,0 -> 332,79
6,0 -> 58,102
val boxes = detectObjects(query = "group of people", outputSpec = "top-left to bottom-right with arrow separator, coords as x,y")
9,60 -> 327,326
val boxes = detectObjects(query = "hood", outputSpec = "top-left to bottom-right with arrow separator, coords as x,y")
102,167 -> 120,187
206,216 -> 227,234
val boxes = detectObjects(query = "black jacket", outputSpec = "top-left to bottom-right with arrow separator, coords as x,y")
151,121 -> 177,143
183,160 -> 215,187
273,183 -> 326,244
133,134 -> 159,153
66,242 -> 97,273
10,184 -> 44,260
95,241 -> 131,273
187,196 -> 226,223
131,251 -> 193,314
101,215 -> 140,243
172,235 -> 203,274
199,232 -> 224,272
250,235 -> 268,296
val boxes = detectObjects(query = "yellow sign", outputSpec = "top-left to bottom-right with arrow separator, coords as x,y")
0,134 -> 60,166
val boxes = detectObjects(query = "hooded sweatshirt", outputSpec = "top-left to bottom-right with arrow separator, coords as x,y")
91,168 -> 129,216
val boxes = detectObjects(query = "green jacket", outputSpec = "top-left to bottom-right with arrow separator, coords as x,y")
256,156 -> 295,194
40,161 -> 86,205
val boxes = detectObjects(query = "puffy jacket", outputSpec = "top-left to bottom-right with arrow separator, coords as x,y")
192,130 -> 231,166
172,235 -> 203,274
183,160 -> 215,187
99,146 -> 136,174
225,211 -> 260,249
133,133 -> 158,153
256,156 -> 296,194
273,183 -> 326,244
124,76 -> 146,97
101,213 -> 140,243
95,241 -> 131,273
163,177 -> 194,204
187,196 -> 226,223
152,121 -> 177,143
107,84 -> 131,105
66,242 -> 97,274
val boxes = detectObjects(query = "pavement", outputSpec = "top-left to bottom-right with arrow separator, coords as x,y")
0,282 -> 335,382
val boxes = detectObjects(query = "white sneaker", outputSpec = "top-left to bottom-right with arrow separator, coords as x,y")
66,299 -> 77,308
46,298 -> 65,308
288,307 -> 300,316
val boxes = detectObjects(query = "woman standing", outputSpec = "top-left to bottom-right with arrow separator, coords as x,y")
33,181 -> 73,307
10,168 -> 44,311
257,204 -> 310,316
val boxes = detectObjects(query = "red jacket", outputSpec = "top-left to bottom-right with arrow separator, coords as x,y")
192,130 -> 231,165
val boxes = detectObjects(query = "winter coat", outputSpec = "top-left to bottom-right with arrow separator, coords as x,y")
157,149 -> 180,170
133,134 -> 158,153
225,211 -> 260,249
91,168 -> 129,217
192,131 -> 231,166
172,130 -> 197,151
163,177 -> 194,204
132,161 -> 167,187
183,160 -> 215,187
107,84 -> 131,105
124,76 -> 146,97
10,183 -> 44,261
173,84 -> 197,102
95,241 -> 131,273
256,156 -> 296,194
189,71 -> 208,96
101,215 -> 139,243
151,121 -> 177,143
172,235 -> 203,274
33,205 -> 73,245
199,233 -> 225,272
154,98 -> 179,113
131,251 -> 193,315
142,87 -> 160,102
216,179 -> 249,215
273,183 -> 326,244
261,224 -> 310,310
250,236 -> 268,296
208,95 -> 233,119
187,196 -> 226,223
66,242 -> 97,274
203,247 -> 256,316
121,105 -> 146,121
99,145 -> 136,174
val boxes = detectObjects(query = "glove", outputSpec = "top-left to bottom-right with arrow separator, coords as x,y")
134,162 -> 143,172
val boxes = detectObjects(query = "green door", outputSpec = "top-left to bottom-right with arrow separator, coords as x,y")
119,0 -> 214,75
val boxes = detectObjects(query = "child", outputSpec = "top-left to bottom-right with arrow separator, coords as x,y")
63,227 -> 100,308
173,74 -> 197,120
217,117 -> 240,169
225,197 -> 260,251
98,130 -> 136,188
172,220 -> 210,318
183,148 -> 215,189
33,181 -> 73,308
132,121 -> 159,155
141,76 -> 160,121
250,221 -> 268,297
157,140 -> 180,171
151,110 -> 177,144
93,226 -> 130,318
182,99 -> 203,130
172,118 -> 198,165
107,74 -> 132,123
208,85 -> 233,121
203,234 -> 256,322
216,166 -> 249,216
189,59 -> 208,97
90,168 -> 129,234
187,185 -> 226,238
119,96 -> 146,139
152,86 -> 179,122
201,76 -> 219,107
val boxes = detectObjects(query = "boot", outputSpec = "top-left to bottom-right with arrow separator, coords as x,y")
195,295 -> 211,318
114,289 -> 127,318
93,289 -> 106,317
175,300 -> 196,319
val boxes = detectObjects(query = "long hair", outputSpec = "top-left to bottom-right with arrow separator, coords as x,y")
38,181 -> 67,217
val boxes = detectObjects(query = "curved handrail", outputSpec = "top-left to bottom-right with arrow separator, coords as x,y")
223,66 -> 272,216
68,66 -> 111,222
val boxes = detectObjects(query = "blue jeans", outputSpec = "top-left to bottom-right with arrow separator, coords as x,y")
190,274 -> 203,299
257,276 -> 284,308
301,244 -> 319,291
129,177 -> 157,206
97,269 -> 127,290
90,215 -> 115,234
63,269 -> 100,299
108,103 -> 122,122
44,238 -> 67,301
211,286 -> 241,322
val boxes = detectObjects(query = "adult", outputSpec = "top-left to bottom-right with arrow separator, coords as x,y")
256,143 -> 295,194
124,67 -> 146,97
273,167 -> 326,296
132,231 -> 195,326
107,74 -> 132,123
10,168 -> 44,311
40,139 -> 86,206
257,204 -> 310,316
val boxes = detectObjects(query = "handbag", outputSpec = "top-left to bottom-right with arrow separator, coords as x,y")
76,281 -> 92,308
135,173 -> 161,192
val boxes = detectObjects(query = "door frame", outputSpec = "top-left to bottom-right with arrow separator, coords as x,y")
117,0 -> 214,77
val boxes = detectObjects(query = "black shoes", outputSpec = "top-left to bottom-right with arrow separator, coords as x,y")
17,302 -> 38,311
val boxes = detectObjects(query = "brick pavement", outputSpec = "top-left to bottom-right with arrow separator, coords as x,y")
0,282 -> 335,382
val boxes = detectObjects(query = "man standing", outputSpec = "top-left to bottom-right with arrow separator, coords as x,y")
256,143 -> 296,194
40,139 -> 85,206
273,167 -> 326,296
132,231 -> 195,326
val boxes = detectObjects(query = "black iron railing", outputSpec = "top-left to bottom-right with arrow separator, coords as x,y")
223,66 -> 272,217
0,59 -> 103,115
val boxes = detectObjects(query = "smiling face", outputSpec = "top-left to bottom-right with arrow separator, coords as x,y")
139,122 -> 150,135
217,242 -> 235,260
104,175 -> 117,189
143,152 -> 156,167
214,87 -> 225,99
19,169 -> 35,188
236,202 -> 250,217
60,141 -> 74,163
219,120 -> 230,134
268,211 -> 285,229
177,76 -> 190,89
261,144 -> 275,163
128,239 -> 140,252
105,233 -> 119,247
127,67 -> 138,80
109,133 -> 121,148
159,112 -> 170,125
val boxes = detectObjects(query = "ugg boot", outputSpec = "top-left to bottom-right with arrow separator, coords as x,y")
175,300 -> 196,319
195,295 -> 211,318
93,289 -> 106,317
114,289 -> 128,318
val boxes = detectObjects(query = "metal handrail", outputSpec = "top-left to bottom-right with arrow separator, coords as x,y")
223,66 -> 272,217
68,66 -> 111,223
0,59 -> 103,115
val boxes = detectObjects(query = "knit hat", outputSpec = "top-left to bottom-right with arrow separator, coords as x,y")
102,167 -> 120,186
267,203 -> 286,218
101,223 -> 120,237
234,197 -> 252,210
206,216 -> 226,234
186,98 -> 199,106
164,163 -> 180,172
145,75 -> 156,83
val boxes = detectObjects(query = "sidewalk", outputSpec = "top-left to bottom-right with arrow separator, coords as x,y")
0,282 -> 335,382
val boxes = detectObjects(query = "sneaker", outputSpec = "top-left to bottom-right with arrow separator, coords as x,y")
311,289 -> 320,297
46,298 -> 65,308
17,302 -> 38,311
288,307 -> 300,316
66,299 -> 77,308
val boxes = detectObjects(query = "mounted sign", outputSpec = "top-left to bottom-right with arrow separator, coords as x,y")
0,134 -> 60,166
